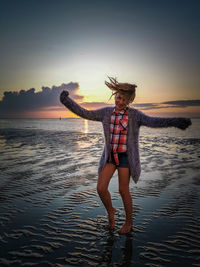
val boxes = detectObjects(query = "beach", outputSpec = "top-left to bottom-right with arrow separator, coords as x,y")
0,118 -> 200,266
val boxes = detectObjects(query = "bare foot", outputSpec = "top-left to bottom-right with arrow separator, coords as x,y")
108,207 -> 116,230
118,222 -> 133,234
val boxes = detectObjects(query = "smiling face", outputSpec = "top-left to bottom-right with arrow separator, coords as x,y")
114,92 -> 130,111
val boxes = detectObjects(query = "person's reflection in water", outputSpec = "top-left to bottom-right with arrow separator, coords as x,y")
99,231 -> 133,266
100,231 -> 115,265
120,235 -> 133,267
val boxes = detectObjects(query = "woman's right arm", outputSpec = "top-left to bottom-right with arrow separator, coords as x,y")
60,90 -> 104,121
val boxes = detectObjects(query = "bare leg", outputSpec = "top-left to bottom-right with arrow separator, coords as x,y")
118,167 -> 133,234
97,163 -> 116,229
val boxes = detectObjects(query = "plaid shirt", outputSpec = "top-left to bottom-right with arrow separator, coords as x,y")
109,107 -> 128,165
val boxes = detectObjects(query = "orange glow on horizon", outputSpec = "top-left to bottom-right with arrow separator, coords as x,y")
17,104 -> 200,119
22,109 -> 80,119
5,99 -> 199,118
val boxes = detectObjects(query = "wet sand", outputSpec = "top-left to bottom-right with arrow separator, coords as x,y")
0,121 -> 200,266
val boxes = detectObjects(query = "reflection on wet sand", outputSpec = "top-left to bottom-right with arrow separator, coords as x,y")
84,119 -> 88,134
99,233 -> 133,266
0,123 -> 200,266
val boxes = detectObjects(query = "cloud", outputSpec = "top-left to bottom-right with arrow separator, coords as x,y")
80,99 -> 200,113
0,82 -> 82,116
162,100 -> 200,107
131,100 -> 200,110
132,103 -> 162,110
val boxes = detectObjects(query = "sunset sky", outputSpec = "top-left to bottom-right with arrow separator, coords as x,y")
0,0 -> 200,118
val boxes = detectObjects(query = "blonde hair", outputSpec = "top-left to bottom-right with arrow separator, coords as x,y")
105,76 -> 137,103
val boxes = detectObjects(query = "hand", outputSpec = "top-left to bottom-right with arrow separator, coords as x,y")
177,118 -> 192,130
60,90 -> 69,104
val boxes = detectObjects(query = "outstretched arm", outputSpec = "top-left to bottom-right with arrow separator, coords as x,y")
60,90 -> 104,121
137,110 -> 192,130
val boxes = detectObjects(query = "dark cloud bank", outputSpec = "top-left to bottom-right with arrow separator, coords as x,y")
132,100 -> 200,110
0,82 -> 82,117
0,82 -> 199,118
82,100 -> 200,111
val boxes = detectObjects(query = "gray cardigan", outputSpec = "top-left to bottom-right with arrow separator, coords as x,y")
60,93 -> 191,183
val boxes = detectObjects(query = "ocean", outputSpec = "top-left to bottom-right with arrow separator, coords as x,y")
0,118 -> 200,266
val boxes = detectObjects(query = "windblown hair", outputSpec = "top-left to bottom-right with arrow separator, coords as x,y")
105,76 -> 137,103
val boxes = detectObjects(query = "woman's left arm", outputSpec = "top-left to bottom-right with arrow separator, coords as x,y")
137,110 -> 192,130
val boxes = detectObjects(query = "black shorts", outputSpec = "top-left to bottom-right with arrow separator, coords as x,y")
107,152 -> 129,168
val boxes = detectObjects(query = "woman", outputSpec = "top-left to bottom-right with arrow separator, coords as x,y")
60,76 -> 191,234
